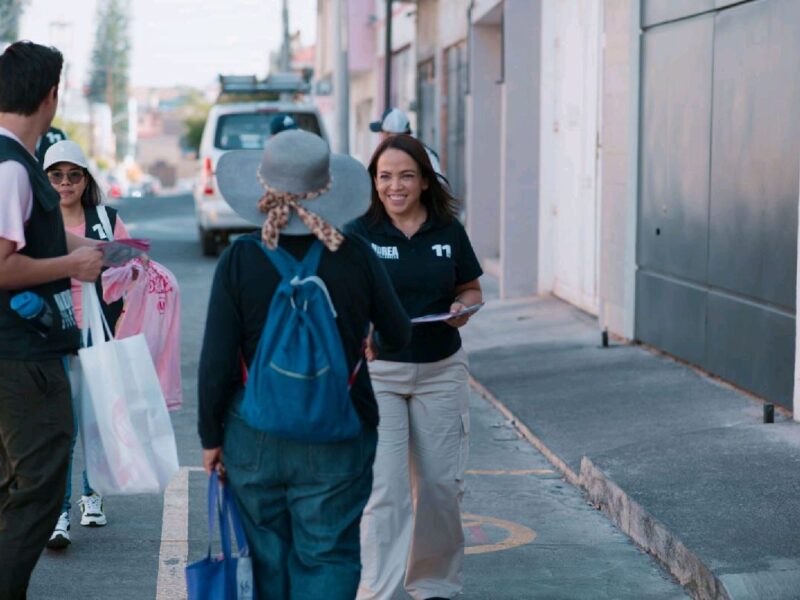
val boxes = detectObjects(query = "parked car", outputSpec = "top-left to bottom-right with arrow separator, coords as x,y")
193,74 -> 328,256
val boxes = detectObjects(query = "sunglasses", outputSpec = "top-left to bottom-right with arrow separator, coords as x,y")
47,169 -> 86,185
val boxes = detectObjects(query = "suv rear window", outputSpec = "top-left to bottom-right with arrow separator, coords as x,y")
214,112 -> 322,150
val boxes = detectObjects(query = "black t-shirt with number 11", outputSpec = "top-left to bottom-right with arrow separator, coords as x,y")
345,213 -> 483,363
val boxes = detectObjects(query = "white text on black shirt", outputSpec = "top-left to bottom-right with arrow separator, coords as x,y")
371,243 -> 399,260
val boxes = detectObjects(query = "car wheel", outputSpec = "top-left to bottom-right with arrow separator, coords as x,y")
199,227 -> 218,257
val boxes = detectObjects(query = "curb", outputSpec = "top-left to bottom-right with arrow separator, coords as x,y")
468,376 -> 580,486
468,376 -> 731,600
580,457 -> 730,600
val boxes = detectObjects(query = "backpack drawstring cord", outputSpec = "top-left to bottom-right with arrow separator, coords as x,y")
289,275 -> 338,318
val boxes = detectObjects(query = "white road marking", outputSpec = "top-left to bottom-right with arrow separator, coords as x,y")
466,468 -> 555,475
156,466 -> 204,600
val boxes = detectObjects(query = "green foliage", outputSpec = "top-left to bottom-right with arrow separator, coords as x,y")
0,0 -> 28,43
182,114 -> 207,155
181,92 -> 210,155
87,0 -> 130,159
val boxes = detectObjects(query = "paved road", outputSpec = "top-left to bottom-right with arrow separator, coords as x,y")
28,193 -> 687,599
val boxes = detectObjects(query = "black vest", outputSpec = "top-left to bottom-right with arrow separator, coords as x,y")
84,205 -> 124,329
0,135 -> 80,359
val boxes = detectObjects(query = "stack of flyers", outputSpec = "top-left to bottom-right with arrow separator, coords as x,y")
411,302 -> 485,325
98,238 -> 151,267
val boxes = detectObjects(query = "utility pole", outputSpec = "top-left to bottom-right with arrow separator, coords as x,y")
384,0 -> 393,112
333,0 -> 349,153
280,0 -> 290,71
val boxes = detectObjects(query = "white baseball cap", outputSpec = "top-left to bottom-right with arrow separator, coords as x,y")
369,108 -> 411,134
43,140 -> 90,170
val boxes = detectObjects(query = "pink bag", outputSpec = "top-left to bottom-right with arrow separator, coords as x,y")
103,259 -> 183,410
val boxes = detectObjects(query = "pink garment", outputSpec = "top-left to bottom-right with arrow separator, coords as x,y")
103,258 -> 183,411
67,216 -> 130,328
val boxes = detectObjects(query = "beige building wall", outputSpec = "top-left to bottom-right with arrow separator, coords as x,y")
416,0 -> 438,62
350,70 -> 377,165
315,0 -> 334,82
465,16 -> 502,265
466,0 -> 542,297
438,0 -> 469,47
467,0 -> 641,316
599,0 -> 640,339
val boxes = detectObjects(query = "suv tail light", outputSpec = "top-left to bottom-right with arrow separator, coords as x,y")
202,157 -> 214,196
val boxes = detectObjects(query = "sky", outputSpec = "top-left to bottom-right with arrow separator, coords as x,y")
19,0 -> 317,89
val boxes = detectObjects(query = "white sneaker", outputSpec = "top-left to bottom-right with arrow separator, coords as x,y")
79,493 -> 107,527
47,512 -> 71,549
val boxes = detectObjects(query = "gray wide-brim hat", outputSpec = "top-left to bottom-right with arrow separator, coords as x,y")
216,129 -> 370,235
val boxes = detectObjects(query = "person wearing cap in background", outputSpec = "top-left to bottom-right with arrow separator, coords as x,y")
269,112 -> 299,136
42,139 -> 132,550
0,41 -> 103,599
198,129 -> 411,599
369,107 -> 445,181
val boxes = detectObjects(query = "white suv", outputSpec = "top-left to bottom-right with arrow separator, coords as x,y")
194,77 -> 327,256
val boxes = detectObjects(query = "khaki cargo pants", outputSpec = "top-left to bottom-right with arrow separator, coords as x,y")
358,348 -> 470,600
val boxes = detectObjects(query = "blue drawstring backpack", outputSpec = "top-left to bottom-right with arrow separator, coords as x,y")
239,239 -> 362,443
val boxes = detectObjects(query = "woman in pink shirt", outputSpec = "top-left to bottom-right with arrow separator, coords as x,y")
42,140 -> 129,550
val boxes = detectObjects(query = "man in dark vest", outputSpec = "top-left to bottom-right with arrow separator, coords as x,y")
0,41 -> 103,599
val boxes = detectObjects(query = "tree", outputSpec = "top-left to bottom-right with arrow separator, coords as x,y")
0,0 -> 28,45
87,0 -> 131,160
175,89 -> 209,156
182,111 -> 208,156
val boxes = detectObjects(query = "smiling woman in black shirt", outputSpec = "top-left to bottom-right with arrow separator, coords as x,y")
345,134 -> 483,600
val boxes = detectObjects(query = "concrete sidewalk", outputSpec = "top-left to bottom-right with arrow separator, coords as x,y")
461,291 -> 800,600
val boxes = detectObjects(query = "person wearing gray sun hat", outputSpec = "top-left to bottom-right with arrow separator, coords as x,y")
216,128 -> 369,250
198,129 -> 411,600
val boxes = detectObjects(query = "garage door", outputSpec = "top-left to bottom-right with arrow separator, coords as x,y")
637,0 -> 800,406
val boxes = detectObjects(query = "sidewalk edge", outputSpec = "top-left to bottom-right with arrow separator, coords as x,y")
468,375 -> 731,600
580,456 -> 731,600
469,376 -> 580,487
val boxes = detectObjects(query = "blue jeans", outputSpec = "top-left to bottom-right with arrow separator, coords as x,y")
62,376 -> 94,514
223,407 -> 377,600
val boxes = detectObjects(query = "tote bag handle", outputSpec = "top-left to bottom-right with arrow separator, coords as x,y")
81,281 -> 113,347
205,471 -> 249,560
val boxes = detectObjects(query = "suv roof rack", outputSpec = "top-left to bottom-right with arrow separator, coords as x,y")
218,73 -> 311,96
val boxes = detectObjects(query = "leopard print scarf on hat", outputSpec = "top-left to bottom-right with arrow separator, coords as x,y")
255,172 -> 344,252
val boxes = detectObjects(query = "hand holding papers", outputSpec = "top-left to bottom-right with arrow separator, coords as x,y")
98,238 -> 151,267
411,302 -> 485,325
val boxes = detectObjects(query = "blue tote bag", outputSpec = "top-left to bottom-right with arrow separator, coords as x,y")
186,472 -> 254,600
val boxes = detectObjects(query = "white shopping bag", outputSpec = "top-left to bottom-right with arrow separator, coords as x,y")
77,282 -> 179,495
